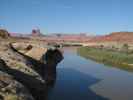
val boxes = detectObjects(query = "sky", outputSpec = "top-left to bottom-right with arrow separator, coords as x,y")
0,0 -> 133,35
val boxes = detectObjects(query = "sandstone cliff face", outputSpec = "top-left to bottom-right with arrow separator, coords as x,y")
91,32 -> 133,42
12,43 -> 48,60
0,40 -> 63,100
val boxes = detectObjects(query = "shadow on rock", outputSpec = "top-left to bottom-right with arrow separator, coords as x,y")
8,44 -> 63,100
10,43 -> 63,82
41,49 -> 63,84
0,59 -> 46,100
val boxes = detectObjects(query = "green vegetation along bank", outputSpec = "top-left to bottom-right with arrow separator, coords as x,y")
77,47 -> 133,72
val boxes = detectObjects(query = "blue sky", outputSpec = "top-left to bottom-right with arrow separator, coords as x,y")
0,0 -> 133,35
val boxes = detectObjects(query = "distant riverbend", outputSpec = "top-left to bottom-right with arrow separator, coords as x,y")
77,47 -> 133,72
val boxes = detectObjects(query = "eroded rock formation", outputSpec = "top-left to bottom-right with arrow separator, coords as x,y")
0,42 -> 63,100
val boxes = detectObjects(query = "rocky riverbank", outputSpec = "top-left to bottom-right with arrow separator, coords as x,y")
0,38 -> 63,100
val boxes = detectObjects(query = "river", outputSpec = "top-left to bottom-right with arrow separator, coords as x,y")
47,47 -> 133,100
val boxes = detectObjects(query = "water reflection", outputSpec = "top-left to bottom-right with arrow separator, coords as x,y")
46,47 -> 133,100
44,72 -> 57,100
47,68 -> 108,100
